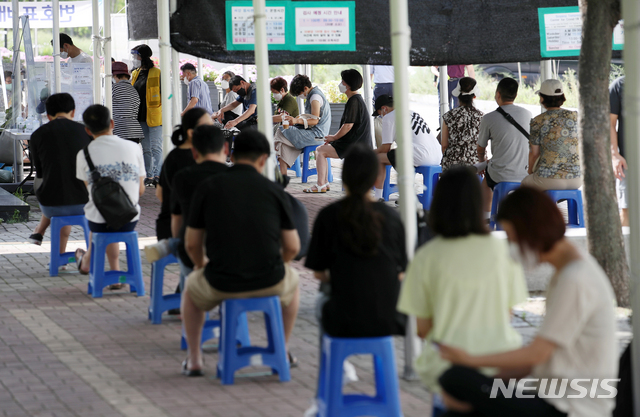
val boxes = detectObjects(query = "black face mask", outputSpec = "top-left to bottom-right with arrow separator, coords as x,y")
237,88 -> 247,96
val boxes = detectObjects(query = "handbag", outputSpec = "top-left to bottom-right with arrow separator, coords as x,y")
83,146 -> 138,230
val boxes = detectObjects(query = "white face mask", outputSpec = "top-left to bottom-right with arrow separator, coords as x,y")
298,93 -> 306,100
60,51 -> 68,59
508,242 -> 539,270
273,93 -> 283,101
221,80 -> 230,89
183,77 -> 189,86
131,57 -> 141,69
338,83 -> 348,94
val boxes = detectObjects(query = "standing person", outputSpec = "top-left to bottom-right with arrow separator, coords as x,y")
437,187 -> 617,417
74,105 -> 145,277
271,76 -> 299,123
27,94 -> 92,257
370,65 -> 394,101
111,61 -> 143,144
216,71 -> 242,126
478,77 -> 532,220
180,63 -> 213,116
274,74 -> 331,176
441,77 -> 484,171
131,44 -> 162,187
610,76 -> 628,226
522,79 -> 581,190
432,65 -> 476,114
212,75 -> 257,131
306,69 -> 371,193
54,33 -> 93,64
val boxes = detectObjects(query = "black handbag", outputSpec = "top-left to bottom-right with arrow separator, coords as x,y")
83,146 -> 138,230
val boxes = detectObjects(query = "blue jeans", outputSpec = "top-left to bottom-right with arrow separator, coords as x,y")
373,83 -> 393,101
167,237 -> 193,290
39,204 -> 85,218
140,121 -> 163,178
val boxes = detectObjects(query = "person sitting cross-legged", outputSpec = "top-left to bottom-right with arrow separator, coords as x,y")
181,129 -> 301,376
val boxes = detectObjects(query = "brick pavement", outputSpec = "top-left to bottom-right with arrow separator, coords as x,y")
0,161 -> 631,417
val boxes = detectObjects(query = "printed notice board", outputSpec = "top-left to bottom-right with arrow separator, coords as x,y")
225,1 -> 355,51
538,7 -> 623,57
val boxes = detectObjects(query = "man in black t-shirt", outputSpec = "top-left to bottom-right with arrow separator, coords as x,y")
28,93 -> 92,257
181,130 -> 301,376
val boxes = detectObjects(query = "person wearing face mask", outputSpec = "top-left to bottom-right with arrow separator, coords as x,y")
273,74 -> 330,176
180,63 -> 213,117
436,186 -> 617,417
212,75 -> 257,131
52,33 -> 92,64
130,44 -> 163,187
214,71 -> 242,126
270,76 -> 299,124
396,166 -> 528,411
371,95 -> 442,201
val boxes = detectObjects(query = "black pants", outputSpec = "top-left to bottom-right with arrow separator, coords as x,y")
222,111 -> 239,126
439,366 -> 567,417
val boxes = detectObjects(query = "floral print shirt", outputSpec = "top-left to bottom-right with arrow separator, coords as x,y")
441,105 -> 484,171
530,109 -> 580,179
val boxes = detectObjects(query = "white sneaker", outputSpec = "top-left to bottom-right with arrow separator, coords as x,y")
144,239 -> 171,263
302,399 -> 318,417
343,360 -> 358,384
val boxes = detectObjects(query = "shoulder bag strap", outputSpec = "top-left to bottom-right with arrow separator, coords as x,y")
496,107 -> 530,141
83,146 -> 102,183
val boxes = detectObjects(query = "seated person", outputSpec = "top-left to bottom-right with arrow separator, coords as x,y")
74,105 -> 145,276
28,93 -> 92,260
438,187 -> 617,417
181,130 -> 301,376
305,69 -> 371,193
396,167 -> 528,397
271,76 -> 299,124
216,71 -> 242,126
212,75 -> 257,131
274,74 -> 331,177
371,95 -> 443,200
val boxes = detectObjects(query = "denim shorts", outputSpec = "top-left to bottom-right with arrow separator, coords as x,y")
39,204 -> 85,219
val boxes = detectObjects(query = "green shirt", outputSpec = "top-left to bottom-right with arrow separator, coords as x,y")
276,92 -> 300,118
397,234 -> 528,391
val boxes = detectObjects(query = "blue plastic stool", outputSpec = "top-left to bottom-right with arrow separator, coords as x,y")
88,231 -> 145,298
49,215 -> 90,277
317,335 -> 402,417
290,155 -> 302,177
382,165 -> 398,201
432,393 -> 446,417
301,145 -> 333,184
217,296 -> 290,385
416,165 -> 442,210
148,254 -> 180,324
180,313 -> 251,350
546,189 -> 585,227
490,182 -> 521,230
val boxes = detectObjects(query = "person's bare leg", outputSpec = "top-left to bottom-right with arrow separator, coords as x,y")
181,289 -> 206,371
316,147 -> 329,186
621,208 -> 629,227
78,232 -> 93,273
34,215 -> 50,235
59,225 -> 71,254
281,285 -> 300,346
441,391 -> 474,413
375,164 -> 386,189
278,157 -> 289,176
481,178 -> 493,213
106,242 -> 120,271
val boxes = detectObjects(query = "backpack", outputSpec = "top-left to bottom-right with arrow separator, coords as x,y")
83,146 -> 138,230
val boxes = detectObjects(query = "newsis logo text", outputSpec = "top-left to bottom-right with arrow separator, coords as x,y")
490,378 -> 620,399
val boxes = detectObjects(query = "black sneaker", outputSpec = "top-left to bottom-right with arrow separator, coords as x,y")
28,233 -> 43,245
153,176 -> 160,187
144,178 -> 154,187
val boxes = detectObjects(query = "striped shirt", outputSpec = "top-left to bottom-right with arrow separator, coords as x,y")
112,80 -> 144,141
187,76 -> 213,114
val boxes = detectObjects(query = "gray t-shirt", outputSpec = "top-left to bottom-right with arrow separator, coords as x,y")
478,104 -> 532,183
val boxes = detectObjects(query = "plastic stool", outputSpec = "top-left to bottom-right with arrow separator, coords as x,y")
490,182 -> 521,230
290,155 -> 301,177
49,215 -> 90,277
546,189 -> 585,227
416,165 -> 442,210
88,231 -> 145,298
317,335 -> 402,417
180,313 -> 251,350
148,254 -> 180,324
301,145 -> 333,184
432,393 -> 446,417
217,296 -> 290,385
382,165 -> 398,201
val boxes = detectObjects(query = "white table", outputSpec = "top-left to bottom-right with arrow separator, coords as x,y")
5,130 -> 32,183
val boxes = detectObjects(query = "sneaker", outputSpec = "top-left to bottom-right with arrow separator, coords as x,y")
144,178 -> 154,187
153,176 -> 160,187
28,233 -> 43,246
302,399 -> 318,417
144,239 -> 171,263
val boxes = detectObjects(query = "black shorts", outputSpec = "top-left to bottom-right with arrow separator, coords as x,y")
387,149 -> 397,169
89,221 -> 138,233
485,167 -> 498,191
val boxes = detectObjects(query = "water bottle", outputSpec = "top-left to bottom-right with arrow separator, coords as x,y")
16,115 -> 24,131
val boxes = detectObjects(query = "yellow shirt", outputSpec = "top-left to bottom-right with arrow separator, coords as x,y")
397,234 -> 528,391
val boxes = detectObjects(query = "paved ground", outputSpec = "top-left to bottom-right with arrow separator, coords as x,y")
0,160 -> 631,417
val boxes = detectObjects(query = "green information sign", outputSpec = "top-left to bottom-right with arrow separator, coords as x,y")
538,6 -> 624,58
225,1 -> 356,51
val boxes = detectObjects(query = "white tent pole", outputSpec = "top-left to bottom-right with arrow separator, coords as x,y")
197,57 -> 203,79
242,64 -> 248,81
171,49 -> 181,126
438,65 -> 447,128
390,0 -> 419,380
91,0 -> 101,104
295,63 -> 304,115
361,64 -> 375,147
253,0 -> 274,179
52,0 -> 61,93
12,0 -> 20,118
157,0 -> 173,157
621,0 -> 640,408
103,0 -> 112,112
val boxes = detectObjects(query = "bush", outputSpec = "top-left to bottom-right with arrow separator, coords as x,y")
318,80 -> 347,103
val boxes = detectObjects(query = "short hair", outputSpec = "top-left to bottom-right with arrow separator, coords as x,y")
45,93 -> 75,116
59,33 -> 73,46
270,77 -> 288,93
540,93 -> 566,108
496,78 -> 519,102
181,63 -> 196,73
341,69 -> 363,91
429,166 -> 489,237
233,129 -> 271,161
229,75 -> 246,88
222,71 -> 235,79
289,74 -> 312,96
3,70 -> 11,80
192,125 -> 225,155
82,105 -> 111,134
115,73 -> 131,80
496,187 -> 566,255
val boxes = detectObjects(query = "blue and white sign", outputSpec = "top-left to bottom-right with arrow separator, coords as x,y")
0,1 -> 93,29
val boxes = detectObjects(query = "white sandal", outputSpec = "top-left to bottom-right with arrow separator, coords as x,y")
303,183 -> 328,193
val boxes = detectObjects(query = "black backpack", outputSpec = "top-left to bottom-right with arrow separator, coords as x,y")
83,146 -> 138,230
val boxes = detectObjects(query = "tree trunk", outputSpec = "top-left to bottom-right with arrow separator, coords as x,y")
578,0 -> 630,306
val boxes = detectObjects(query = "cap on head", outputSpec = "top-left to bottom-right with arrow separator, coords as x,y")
373,94 -> 393,116
111,61 -> 129,76
536,79 -> 564,96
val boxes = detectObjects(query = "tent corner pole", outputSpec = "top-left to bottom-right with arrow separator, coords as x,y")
438,65 -> 447,129
91,0 -> 101,104
157,0 -> 173,158
52,0 -> 61,93
103,0 -> 112,112
362,64 -> 375,147
253,0 -> 274,179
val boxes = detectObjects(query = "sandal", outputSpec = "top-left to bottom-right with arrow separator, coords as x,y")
288,352 -> 299,369
181,358 -> 204,377
109,284 -> 124,290
75,249 -> 89,275
303,183 -> 328,193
